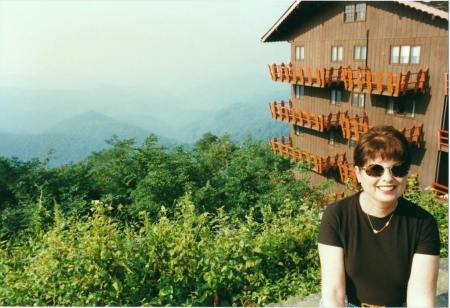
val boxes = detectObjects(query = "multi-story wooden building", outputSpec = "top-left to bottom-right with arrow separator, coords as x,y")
262,1 -> 448,195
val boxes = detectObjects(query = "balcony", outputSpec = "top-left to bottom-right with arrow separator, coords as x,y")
268,101 -> 422,146
268,63 -> 429,97
269,136 -> 347,174
438,129 -> 448,151
340,113 -> 370,140
400,125 -> 423,146
343,67 -> 428,96
431,182 -> 448,198
337,161 -> 358,187
269,100 -> 343,132
341,121 -> 423,146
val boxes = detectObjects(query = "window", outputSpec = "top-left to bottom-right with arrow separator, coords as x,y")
386,97 -> 415,117
354,45 -> 367,60
398,99 -> 416,117
345,4 -> 355,22
352,93 -> 365,108
391,45 -> 420,64
391,46 -> 400,64
329,130 -> 336,145
331,89 -> 342,105
411,46 -> 421,64
295,46 -> 305,60
387,98 -> 395,114
345,3 -> 366,22
294,85 -> 304,99
355,3 -> 366,21
332,46 -> 343,62
400,46 -> 410,64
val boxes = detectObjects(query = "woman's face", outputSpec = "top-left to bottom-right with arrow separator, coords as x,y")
355,157 -> 408,206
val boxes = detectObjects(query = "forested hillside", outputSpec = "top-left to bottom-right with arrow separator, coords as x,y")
0,102 -> 288,166
0,133 -> 447,306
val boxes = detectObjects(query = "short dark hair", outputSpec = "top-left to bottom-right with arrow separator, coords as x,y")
353,126 -> 412,168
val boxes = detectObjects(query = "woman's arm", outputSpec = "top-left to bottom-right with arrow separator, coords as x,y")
318,243 -> 346,307
406,253 -> 439,307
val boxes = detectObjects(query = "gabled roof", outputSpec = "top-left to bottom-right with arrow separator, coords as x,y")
261,1 -> 449,43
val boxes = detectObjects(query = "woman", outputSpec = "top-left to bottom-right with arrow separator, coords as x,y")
318,126 -> 440,307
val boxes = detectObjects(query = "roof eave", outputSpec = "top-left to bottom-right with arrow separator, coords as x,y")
261,0 -> 301,43
261,0 -> 448,44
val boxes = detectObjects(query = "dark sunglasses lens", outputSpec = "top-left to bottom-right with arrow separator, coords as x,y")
365,164 -> 385,177
392,164 -> 409,177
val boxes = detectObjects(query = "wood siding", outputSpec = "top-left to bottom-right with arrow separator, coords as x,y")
281,2 -> 448,189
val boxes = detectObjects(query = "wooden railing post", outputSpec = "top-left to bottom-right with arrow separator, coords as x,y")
316,68 -> 322,87
366,69 -> 372,93
291,63 -> 298,83
375,71 -> 383,94
327,67 -> 334,86
347,67 -> 354,91
387,72 -> 394,96
299,66 -> 305,84
357,67 -> 363,92
307,67 -> 313,85
280,63 -> 287,82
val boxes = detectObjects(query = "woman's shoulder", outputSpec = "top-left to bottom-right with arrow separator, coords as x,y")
397,197 -> 437,221
324,192 -> 359,215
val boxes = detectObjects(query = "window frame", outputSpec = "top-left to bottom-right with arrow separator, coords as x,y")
386,98 -> 395,114
354,45 -> 367,61
349,135 -> 357,147
351,93 -> 365,108
328,130 -> 336,145
386,97 -> 416,118
331,46 -> 344,62
390,44 -> 421,65
331,88 -> 342,105
294,85 -> 304,99
410,45 -> 421,65
344,2 -> 366,22
295,45 -> 305,61
355,3 -> 366,21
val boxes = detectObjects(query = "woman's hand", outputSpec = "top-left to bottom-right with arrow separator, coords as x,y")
318,243 -> 346,307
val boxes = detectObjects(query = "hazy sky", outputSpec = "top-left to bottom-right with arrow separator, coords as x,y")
0,0 -> 292,132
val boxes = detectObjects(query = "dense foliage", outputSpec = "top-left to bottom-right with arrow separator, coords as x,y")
0,133 -> 447,305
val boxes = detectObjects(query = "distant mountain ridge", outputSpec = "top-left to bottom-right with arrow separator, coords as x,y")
180,101 -> 289,142
0,102 -> 289,166
0,111 -> 179,166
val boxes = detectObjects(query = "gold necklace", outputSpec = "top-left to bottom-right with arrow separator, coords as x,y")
366,212 -> 395,234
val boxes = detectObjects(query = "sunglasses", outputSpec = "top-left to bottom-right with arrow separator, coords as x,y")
361,163 -> 410,178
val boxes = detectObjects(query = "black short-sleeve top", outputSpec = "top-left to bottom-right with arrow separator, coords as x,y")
318,192 -> 440,307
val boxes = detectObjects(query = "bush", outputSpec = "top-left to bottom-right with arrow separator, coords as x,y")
0,195 -> 321,306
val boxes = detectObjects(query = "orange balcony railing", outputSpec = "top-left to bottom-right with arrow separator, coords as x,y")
268,63 -> 429,97
400,124 -> 423,146
431,182 -> 448,197
438,129 -> 448,151
337,161 -> 358,187
269,136 -> 347,174
269,100 -> 344,132
340,121 -> 423,146
343,67 -> 428,96
340,113 -> 371,140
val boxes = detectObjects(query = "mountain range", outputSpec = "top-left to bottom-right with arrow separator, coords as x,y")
0,101 -> 289,166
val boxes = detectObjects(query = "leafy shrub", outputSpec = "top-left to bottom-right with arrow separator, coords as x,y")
0,195 -> 321,306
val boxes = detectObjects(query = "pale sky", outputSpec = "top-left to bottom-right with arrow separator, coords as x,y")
0,0 -> 292,132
